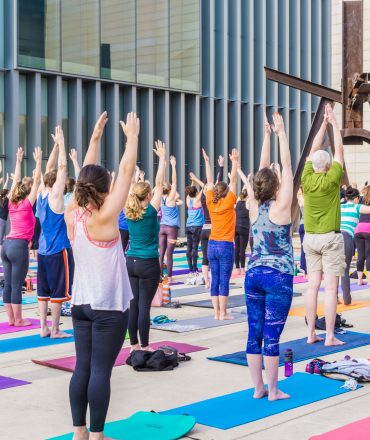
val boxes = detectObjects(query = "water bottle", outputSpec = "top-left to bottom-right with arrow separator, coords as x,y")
163,264 -> 168,279
284,349 -> 293,377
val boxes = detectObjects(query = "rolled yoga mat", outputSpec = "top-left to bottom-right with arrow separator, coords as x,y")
32,341 -> 208,373
162,373 -> 360,430
0,375 -> 31,390
0,329 -> 74,353
208,331 -> 370,367
0,319 -> 52,335
48,411 -> 196,440
309,416 -> 370,440
151,312 -> 246,332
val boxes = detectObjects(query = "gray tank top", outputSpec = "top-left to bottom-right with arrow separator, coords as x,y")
247,201 -> 294,275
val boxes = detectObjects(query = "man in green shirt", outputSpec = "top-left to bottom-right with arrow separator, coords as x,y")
301,104 -> 346,347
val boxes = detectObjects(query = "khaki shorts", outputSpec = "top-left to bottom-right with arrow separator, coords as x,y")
303,232 -> 346,276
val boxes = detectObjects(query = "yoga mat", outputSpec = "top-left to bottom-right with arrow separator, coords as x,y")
0,329 -> 74,353
320,283 -> 370,294
294,275 -> 308,284
289,301 -> 370,317
186,292 -> 301,309
151,312 -> 246,332
171,285 -> 237,298
0,296 -> 38,306
0,318 -> 52,335
49,411 -> 196,440
310,416 -> 370,440
0,375 -> 31,390
208,331 -> 370,367
32,341 -> 208,373
162,373 -> 359,430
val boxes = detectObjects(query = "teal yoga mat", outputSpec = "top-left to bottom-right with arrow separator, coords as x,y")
162,373 -> 361,429
208,331 -> 370,367
0,296 -> 38,306
49,411 -> 196,440
0,330 -> 74,353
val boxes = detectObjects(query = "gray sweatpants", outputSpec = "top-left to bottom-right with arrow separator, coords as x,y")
340,231 -> 354,305
1,238 -> 29,304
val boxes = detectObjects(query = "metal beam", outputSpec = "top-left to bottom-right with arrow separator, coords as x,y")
265,67 -> 342,103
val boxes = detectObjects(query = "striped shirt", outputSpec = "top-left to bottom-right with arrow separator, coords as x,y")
340,202 -> 361,237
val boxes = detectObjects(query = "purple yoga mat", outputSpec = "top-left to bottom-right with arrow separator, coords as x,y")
320,283 -> 370,294
33,340 -> 208,373
0,319 -> 52,335
0,376 -> 31,390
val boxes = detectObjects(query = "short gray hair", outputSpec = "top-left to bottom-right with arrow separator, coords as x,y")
312,150 -> 331,172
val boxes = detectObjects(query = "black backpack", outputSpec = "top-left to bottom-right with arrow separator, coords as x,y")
126,349 -> 179,372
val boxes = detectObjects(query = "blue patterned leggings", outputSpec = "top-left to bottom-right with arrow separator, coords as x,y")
208,240 -> 234,296
245,266 -> 293,356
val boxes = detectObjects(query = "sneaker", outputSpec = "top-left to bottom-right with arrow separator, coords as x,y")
185,273 -> 195,285
195,272 -> 203,286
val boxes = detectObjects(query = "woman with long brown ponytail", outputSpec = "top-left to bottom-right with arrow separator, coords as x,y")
125,140 -> 166,351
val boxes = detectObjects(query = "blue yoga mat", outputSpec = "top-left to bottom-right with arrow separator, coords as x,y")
0,296 -> 38,306
0,330 -> 74,353
162,373 -> 361,429
208,331 -> 370,367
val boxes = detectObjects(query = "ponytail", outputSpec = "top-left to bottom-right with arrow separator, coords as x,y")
125,182 -> 151,221
212,182 -> 228,203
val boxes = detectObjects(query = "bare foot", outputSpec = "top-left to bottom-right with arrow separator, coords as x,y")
307,334 -> 324,344
205,281 -> 210,289
268,389 -> 291,401
236,268 -> 241,275
219,314 -> 235,321
8,320 -> 15,326
141,346 -> 154,352
14,319 -> 33,327
358,279 -> 363,286
337,298 -> 342,304
72,427 -> 89,440
214,315 -> 219,320
325,337 -> 345,346
40,327 -> 51,338
130,344 -> 140,353
51,330 -> 73,339
253,388 -> 268,399
241,268 -> 246,275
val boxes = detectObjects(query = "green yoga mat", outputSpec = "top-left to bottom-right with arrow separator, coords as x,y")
49,411 -> 196,440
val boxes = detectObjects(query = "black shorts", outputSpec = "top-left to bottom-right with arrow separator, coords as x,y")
37,248 -> 74,303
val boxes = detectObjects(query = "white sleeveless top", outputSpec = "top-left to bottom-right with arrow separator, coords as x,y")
70,209 -> 133,311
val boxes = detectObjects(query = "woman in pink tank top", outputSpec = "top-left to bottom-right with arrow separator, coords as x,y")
64,112 -> 140,440
1,147 -> 42,326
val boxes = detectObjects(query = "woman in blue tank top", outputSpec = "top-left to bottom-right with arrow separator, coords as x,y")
184,179 -> 204,285
243,113 -> 294,402
159,156 -> 181,285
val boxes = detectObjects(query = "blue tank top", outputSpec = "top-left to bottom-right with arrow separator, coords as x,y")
118,210 -> 128,230
186,198 -> 204,227
160,197 -> 180,228
247,201 -> 294,275
37,193 -> 71,255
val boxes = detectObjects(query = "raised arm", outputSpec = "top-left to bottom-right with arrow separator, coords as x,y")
167,156 -> 177,201
46,135 -> 59,174
69,149 -> 81,179
237,167 -> 248,187
259,113 -> 272,170
189,172 -> 205,188
272,113 -> 293,209
100,112 -> 140,219
151,140 -> 166,210
9,147 -> 24,196
50,126 -> 67,200
83,111 -> 108,167
202,148 -> 214,186
229,149 -> 239,195
216,155 -> 224,182
3,173 -> 9,190
327,105 -> 344,166
308,105 -> 329,160
28,147 -> 42,205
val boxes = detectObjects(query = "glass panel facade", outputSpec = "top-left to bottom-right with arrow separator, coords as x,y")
0,73 -> 4,156
0,0 -> 4,67
18,0 -> 60,70
61,0 -> 100,76
137,0 -> 168,87
19,75 -> 27,156
170,0 -> 200,91
41,78 -> 48,155
100,0 -> 135,82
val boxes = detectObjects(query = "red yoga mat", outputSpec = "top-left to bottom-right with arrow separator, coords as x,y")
0,319 -> 52,335
310,417 -> 370,440
32,341 -> 208,372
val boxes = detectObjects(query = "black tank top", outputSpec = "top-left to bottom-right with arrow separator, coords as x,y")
359,213 -> 370,223
235,200 -> 250,229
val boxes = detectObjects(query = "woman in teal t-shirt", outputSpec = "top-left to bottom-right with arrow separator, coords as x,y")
125,140 -> 166,351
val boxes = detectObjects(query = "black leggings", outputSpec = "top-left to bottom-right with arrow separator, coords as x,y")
126,257 -> 160,347
159,225 -> 178,277
234,227 -> 249,269
69,305 -> 128,433
186,226 -> 202,272
1,238 -> 29,304
355,232 -> 370,272
201,228 -> 211,266
119,229 -> 129,253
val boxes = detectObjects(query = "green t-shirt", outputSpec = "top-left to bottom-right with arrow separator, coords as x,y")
126,203 -> 160,259
301,160 -> 343,234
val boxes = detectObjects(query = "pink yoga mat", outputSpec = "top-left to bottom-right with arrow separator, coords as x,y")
0,376 -> 31,390
294,275 -> 308,284
32,341 -> 208,373
0,319 -> 52,335
310,416 -> 370,440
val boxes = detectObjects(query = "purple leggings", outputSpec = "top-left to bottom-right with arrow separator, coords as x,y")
159,225 -> 178,277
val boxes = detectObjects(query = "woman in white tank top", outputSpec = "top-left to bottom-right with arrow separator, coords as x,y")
64,112 -> 140,440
